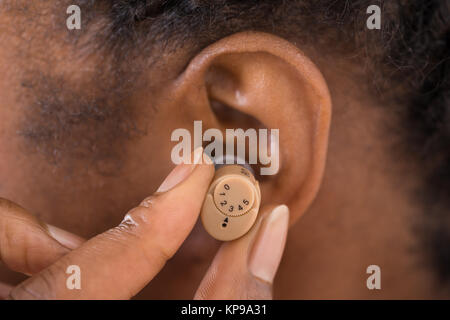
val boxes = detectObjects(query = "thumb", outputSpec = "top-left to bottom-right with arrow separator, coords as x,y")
195,204 -> 289,300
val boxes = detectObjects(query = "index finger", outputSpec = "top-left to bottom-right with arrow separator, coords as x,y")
9,148 -> 214,300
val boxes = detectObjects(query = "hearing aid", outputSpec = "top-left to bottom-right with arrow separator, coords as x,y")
200,156 -> 261,241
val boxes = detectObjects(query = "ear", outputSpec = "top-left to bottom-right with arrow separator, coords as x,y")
166,32 -> 331,225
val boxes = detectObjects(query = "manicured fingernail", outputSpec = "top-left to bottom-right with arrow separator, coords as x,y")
157,147 -> 204,193
202,152 -> 214,165
46,224 -> 84,250
248,204 -> 289,283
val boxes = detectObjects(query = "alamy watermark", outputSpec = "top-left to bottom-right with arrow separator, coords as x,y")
366,265 -> 381,290
366,5 -> 381,30
66,5 -> 81,30
171,121 -> 279,176
66,265 -> 81,290
67,4 -> 380,31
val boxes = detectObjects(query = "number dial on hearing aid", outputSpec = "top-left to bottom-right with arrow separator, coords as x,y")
200,165 -> 261,241
213,179 -> 255,216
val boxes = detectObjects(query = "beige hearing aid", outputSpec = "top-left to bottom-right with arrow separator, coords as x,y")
201,164 -> 261,241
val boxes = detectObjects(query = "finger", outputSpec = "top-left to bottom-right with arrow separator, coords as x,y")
10,147 -> 215,300
46,225 -> 85,250
195,204 -> 289,300
0,281 -> 13,299
0,198 -> 84,275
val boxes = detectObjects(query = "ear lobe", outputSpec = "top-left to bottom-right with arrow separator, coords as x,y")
172,32 -> 331,224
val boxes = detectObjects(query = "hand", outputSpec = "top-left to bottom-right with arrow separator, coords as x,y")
0,148 -> 289,299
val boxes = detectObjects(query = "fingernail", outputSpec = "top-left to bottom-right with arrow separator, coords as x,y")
157,147 -> 204,193
46,224 -> 84,250
248,204 -> 289,283
202,152 -> 214,165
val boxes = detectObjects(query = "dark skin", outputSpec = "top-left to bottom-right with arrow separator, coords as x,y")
0,3 -> 443,299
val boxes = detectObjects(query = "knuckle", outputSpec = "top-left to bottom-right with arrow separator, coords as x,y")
110,219 -> 174,264
120,198 -> 159,230
97,194 -> 176,269
0,198 -> 28,220
153,240 -> 174,262
0,197 -> 16,210
104,224 -> 141,246
136,240 -> 174,274
0,198 -> 39,229
138,195 -> 158,209
116,195 -> 163,235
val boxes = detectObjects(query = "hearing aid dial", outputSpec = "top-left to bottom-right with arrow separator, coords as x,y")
201,165 -> 261,241
213,177 -> 255,216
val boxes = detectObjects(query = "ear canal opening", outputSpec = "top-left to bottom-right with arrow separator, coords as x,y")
205,99 -> 276,182
209,99 -> 262,130
203,58 -> 281,180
